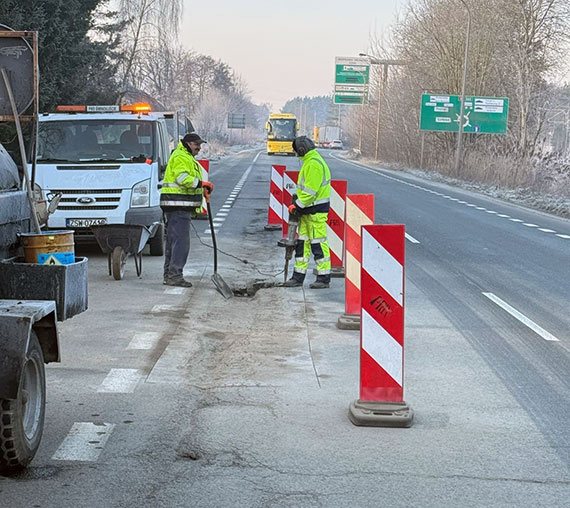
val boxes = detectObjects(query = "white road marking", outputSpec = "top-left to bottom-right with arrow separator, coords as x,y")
466,204 -> 476,207
538,228 -> 555,233
483,293 -> 559,342
151,304 -> 177,313
509,218 -> 523,222
486,210 -> 498,214
475,206 -> 486,210
217,212 -> 229,216
457,200 -> 466,204
222,204 -> 231,208
98,368 -> 143,393
523,223 -> 539,227
405,233 -> 420,244
52,422 -> 115,462
127,331 -> 161,350
164,287 -> 187,295
213,217 -> 225,222
497,214 -> 510,218
556,234 -> 570,239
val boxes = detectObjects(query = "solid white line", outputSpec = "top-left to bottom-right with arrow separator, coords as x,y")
483,292 -> 559,342
127,331 -> 160,350
523,223 -> 539,227
556,234 -> 570,239
538,228 -> 555,233
52,422 -> 115,462
98,368 -> 142,393
405,233 -> 420,244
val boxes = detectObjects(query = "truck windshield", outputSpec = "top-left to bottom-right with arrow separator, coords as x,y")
36,120 -> 155,163
267,119 -> 296,141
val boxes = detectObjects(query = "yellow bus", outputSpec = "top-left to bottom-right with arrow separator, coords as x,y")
265,113 -> 299,155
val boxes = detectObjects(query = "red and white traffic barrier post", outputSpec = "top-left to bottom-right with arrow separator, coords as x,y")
337,194 -> 374,330
265,164 -> 286,231
348,225 -> 413,427
195,159 -> 210,220
282,170 -> 300,237
327,180 -> 347,277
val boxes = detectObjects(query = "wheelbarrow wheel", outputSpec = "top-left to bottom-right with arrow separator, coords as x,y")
111,246 -> 127,280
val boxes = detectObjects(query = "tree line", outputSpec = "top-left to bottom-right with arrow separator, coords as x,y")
345,0 -> 570,192
0,0 -> 269,142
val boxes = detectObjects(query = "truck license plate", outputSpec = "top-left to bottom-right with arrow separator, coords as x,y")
66,218 -> 108,228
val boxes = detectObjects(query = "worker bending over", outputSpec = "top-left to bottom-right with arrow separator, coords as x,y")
284,136 -> 332,289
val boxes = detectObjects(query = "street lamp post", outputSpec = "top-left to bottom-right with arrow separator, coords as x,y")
359,53 -> 407,161
454,0 -> 472,176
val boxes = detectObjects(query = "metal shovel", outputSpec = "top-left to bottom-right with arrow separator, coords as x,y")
205,189 -> 233,299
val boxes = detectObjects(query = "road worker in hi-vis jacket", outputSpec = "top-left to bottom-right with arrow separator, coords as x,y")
160,132 -> 214,287
284,136 -> 332,289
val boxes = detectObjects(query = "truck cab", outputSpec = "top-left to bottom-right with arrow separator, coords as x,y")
34,104 -> 170,254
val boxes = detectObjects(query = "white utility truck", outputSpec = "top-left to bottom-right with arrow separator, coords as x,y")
34,103 -> 171,255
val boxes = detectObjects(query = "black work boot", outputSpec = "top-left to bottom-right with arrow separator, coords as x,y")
283,273 -> 305,287
309,274 -> 330,289
164,278 -> 193,288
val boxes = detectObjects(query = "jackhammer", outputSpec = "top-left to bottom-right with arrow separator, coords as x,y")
278,195 -> 301,283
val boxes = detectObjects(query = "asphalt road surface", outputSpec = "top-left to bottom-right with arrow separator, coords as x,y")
1,149 -> 569,507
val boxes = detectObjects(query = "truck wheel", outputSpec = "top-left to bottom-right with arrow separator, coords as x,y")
149,223 -> 165,256
111,246 -> 127,280
0,332 -> 46,474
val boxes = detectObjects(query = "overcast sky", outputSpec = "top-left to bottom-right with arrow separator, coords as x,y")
181,0 -> 405,110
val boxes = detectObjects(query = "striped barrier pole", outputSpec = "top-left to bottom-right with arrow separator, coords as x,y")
323,180 -> 347,278
337,194 -> 374,330
282,170 -> 300,237
195,159 -> 210,220
348,224 -> 413,427
265,164 -> 286,231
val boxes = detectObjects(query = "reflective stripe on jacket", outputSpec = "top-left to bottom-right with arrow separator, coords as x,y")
296,149 -> 331,214
160,142 -> 203,210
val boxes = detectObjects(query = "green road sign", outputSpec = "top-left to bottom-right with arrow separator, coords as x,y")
334,57 -> 370,106
419,93 -> 509,134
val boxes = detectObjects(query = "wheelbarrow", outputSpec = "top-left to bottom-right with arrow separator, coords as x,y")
91,223 -> 159,280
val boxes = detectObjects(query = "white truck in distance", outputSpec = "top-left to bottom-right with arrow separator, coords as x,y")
318,126 -> 341,148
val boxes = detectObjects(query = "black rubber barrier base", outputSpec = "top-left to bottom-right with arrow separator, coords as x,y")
349,400 -> 414,428
337,313 -> 360,330
264,224 -> 281,231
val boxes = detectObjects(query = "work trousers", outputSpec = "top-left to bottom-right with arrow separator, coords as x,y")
163,209 -> 191,281
293,212 -> 331,281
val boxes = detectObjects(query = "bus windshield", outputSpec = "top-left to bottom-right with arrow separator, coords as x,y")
267,119 -> 296,141
37,120 -> 155,163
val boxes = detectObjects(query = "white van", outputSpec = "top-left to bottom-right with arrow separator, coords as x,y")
34,104 -> 171,255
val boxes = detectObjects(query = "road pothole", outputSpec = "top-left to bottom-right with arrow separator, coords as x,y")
232,280 -> 282,297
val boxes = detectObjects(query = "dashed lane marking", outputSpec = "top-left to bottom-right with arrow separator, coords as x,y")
539,228 -> 556,233
52,422 -> 115,462
97,369 -> 143,393
127,331 -> 161,350
405,233 -> 420,244
164,287 -> 187,295
483,292 -> 560,342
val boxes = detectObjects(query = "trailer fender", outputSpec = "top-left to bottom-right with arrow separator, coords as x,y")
0,300 -> 59,399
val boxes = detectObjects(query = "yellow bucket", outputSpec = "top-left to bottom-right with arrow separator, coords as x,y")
20,231 -> 75,265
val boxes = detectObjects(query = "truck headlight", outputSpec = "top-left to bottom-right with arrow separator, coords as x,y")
131,179 -> 150,207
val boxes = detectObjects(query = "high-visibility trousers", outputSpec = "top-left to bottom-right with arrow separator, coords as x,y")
293,212 -> 331,278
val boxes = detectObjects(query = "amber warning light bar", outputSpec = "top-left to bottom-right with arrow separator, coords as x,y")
55,104 -> 151,113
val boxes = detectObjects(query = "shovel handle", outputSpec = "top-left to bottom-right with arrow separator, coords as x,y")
204,187 -> 211,204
